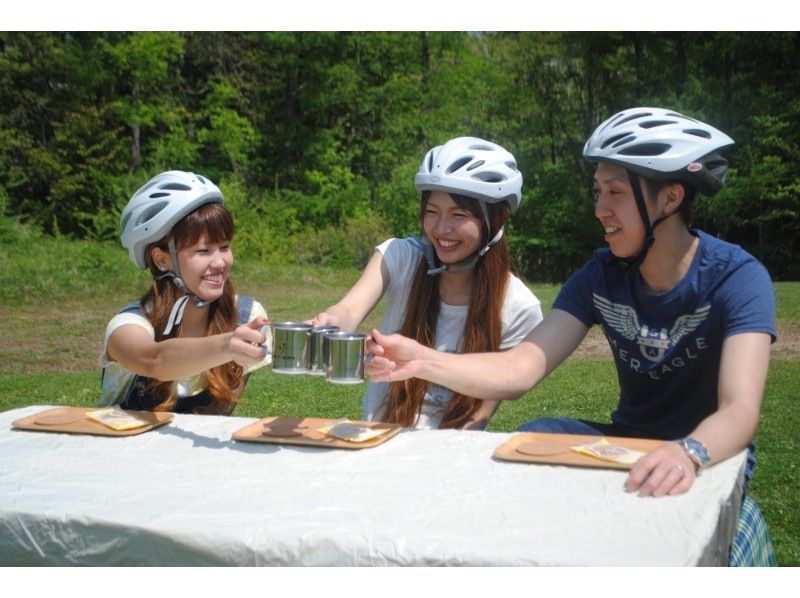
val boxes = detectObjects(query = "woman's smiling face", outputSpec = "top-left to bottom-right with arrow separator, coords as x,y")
423,191 -> 483,266
177,233 -> 234,301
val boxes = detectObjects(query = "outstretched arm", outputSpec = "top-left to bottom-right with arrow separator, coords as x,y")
310,250 -> 389,331
366,309 -> 589,401
107,317 -> 270,382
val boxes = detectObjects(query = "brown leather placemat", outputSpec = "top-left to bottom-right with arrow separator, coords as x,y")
232,416 -> 402,450
493,432 -> 666,470
12,407 -> 173,437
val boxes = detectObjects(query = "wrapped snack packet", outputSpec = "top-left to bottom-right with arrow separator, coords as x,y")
316,420 -> 392,443
570,438 -> 644,465
87,407 -> 150,431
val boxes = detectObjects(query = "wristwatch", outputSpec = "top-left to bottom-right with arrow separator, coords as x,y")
677,437 -> 711,470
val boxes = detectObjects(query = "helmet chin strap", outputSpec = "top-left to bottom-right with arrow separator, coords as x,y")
615,171 -> 670,270
407,200 -> 504,276
156,238 -> 215,336
422,226 -> 505,276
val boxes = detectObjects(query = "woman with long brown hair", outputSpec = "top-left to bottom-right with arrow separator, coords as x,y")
311,137 -> 543,429
99,171 -> 271,414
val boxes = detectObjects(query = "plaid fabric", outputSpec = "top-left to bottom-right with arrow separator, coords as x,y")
729,495 -> 777,566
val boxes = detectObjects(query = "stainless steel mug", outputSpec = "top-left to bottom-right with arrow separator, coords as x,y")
324,331 -> 367,384
271,322 -> 313,373
308,325 -> 339,375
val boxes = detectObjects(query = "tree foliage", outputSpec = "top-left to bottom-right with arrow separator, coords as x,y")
1,32 -> 798,279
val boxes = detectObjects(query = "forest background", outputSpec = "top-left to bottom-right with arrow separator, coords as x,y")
1,31 -> 799,280
1,31 -> 799,567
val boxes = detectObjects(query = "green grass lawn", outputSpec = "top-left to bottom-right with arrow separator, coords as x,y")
1,230 -> 798,564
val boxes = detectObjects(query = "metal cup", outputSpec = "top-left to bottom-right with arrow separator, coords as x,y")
324,331 -> 367,384
308,325 -> 339,375
270,322 -> 313,374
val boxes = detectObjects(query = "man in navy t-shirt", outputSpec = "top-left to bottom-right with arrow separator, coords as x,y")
553,229 -> 775,441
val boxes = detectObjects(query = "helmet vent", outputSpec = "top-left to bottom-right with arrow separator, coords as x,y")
639,120 -> 677,129
613,111 -> 652,127
603,112 -> 628,130
137,181 -> 158,195
466,159 -> 485,171
618,143 -> 671,156
505,160 -> 517,170
468,143 -> 496,152
149,192 -> 171,199
159,183 -> 192,191
446,157 -> 473,174
684,128 -> 712,139
136,201 -> 169,225
473,171 -> 505,183
601,133 -> 634,149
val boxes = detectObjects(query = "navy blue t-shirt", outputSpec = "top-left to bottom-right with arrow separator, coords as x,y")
554,230 -> 776,439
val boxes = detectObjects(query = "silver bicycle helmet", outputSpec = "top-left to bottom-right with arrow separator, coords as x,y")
120,170 -> 225,335
584,108 -> 734,268
415,136 -> 523,211
414,137 -> 522,275
121,170 -> 224,270
583,107 -> 734,196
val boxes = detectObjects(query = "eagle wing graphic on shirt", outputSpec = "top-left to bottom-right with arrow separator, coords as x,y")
592,293 -> 640,341
593,293 -> 712,363
669,304 -> 712,344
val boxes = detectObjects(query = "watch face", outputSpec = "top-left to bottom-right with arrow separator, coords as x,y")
682,438 -> 710,467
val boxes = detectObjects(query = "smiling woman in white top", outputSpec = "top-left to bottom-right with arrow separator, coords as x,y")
311,137 -> 543,429
100,170 -> 270,415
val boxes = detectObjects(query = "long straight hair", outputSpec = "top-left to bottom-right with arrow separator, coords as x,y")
140,202 -> 244,414
383,191 -> 511,428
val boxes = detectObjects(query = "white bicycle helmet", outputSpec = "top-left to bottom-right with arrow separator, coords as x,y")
120,171 -> 225,335
583,107 -> 734,196
584,108 -> 735,268
415,136 -> 523,211
413,137 -> 522,275
120,170 -> 224,270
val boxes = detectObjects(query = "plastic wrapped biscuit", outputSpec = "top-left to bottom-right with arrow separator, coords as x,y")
570,438 -> 645,465
87,407 -> 150,431
316,420 -> 392,443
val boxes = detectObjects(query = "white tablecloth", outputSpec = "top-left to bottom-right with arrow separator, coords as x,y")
0,405 -> 745,566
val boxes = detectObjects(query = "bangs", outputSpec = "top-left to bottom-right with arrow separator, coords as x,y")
174,203 -> 235,249
449,193 -> 483,220
419,191 -> 483,221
